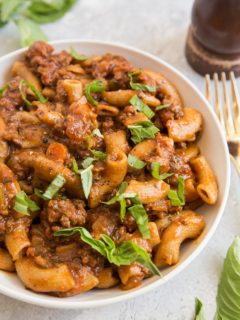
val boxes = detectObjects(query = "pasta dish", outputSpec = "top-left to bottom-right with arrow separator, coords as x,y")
0,41 -> 218,296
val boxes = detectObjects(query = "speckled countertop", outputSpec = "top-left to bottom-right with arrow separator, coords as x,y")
0,0 -> 239,319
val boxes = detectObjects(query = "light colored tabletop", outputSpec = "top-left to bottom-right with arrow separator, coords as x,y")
0,0 -> 239,319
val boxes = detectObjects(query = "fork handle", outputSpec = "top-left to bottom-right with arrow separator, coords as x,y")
230,155 -> 240,176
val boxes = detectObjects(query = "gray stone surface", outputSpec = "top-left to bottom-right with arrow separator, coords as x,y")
0,0 -> 239,319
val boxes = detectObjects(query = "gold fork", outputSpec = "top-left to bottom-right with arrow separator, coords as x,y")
205,72 -> 240,175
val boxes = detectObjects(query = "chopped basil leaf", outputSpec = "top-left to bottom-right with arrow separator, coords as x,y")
128,154 -> 146,169
0,83 -> 9,98
14,191 -> 39,216
70,47 -> 88,61
128,71 -> 155,93
128,121 -> 159,144
54,226 -> 160,275
130,95 -> 155,119
40,174 -> 66,200
72,158 -> 79,174
80,165 -> 93,199
92,128 -> 103,138
168,176 -> 185,206
81,157 -> 95,169
155,103 -> 171,111
103,182 -> 136,221
128,202 -> 150,239
151,162 -> 173,180
194,298 -> 206,320
19,79 -> 47,107
84,80 -> 105,106
90,149 -> 107,160
72,158 -> 94,199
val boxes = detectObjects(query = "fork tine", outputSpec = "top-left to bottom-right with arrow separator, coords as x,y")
230,71 -> 240,135
213,73 -> 225,128
221,72 -> 235,137
205,74 -> 211,103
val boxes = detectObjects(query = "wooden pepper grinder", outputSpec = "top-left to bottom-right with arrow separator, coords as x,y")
185,0 -> 240,77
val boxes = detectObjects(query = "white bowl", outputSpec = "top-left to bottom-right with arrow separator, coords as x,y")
0,40 -> 230,308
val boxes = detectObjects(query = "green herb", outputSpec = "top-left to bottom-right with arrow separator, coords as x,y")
0,84 -> 9,98
14,18 -> 48,47
42,174 -> 66,200
54,226 -> 160,275
81,157 -> 95,169
130,95 -> 155,119
24,0 -> 77,24
128,71 -> 155,93
1,0 -> 22,21
90,149 -> 107,160
128,154 -> 146,169
155,103 -> 171,111
128,202 -> 150,239
214,237 -> 240,320
0,0 -> 77,47
103,182 -> 136,221
14,191 -> 39,216
151,162 -> 173,180
128,121 -> 159,144
194,298 -> 206,320
70,47 -> 88,61
92,128 -> 103,138
72,158 -> 94,199
19,79 -> 47,107
84,80 -> 105,106
168,176 -> 185,206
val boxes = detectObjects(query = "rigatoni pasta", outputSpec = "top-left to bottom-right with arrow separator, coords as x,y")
0,41 -> 218,297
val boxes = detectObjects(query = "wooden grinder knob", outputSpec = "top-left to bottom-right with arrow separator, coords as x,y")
185,0 -> 240,77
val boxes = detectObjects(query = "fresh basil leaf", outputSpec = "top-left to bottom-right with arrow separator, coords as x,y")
19,79 -> 47,107
130,95 -> 155,119
119,198 -> 126,221
29,0 -> 66,14
92,128 -> 103,138
25,0 -> 77,24
1,0 -> 23,21
84,80 -> 105,106
128,203 -> 150,239
128,154 -> 146,169
195,298 -> 206,320
103,182 -> 136,221
128,71 -> 155,93
72,158 -> 80,174
80,165 -> 93,199
215,237 -> 240,320
41,174 -> 66,200
14,18 -> 47,47
70,47 -> 88,61
151,162 -> 173,180
118,181 -> 128,194
128,121 -> 159,144
90,149 -> 107,160
114,240 -> 161,275
14,191 -> 39,216
0,83 -> 9,98
54,226 -> 160,275
81,157 -> 95,169
168,176 -> 185,206
155,103 -> 171,111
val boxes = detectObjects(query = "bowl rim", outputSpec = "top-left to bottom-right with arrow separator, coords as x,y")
0,39 -> 230,309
